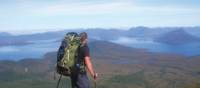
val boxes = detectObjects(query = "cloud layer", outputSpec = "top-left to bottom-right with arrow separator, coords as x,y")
0,0 -> 199,34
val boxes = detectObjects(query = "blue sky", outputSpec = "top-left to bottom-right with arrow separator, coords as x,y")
0,0 -> 200,34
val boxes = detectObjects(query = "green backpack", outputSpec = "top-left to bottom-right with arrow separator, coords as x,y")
57,32 -> 80,76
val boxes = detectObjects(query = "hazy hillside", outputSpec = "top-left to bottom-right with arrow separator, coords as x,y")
1,27 -> 200,47
0,32 -> 12,37
127,26 -> 173,38
155,29 -> 200,45
184,27 -> 200,37
0,40 -> 200,88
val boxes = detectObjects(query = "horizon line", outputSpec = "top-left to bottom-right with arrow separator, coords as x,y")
1,26 -> 200,35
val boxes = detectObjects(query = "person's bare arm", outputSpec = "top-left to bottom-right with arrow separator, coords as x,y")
85,56 -> 97,79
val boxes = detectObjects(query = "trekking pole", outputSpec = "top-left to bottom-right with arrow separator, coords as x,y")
93,73 -> 98,88
94,80 -> 97,88
56,74 -> 62,88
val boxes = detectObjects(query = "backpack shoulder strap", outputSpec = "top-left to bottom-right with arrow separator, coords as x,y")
57,39 -> 68,62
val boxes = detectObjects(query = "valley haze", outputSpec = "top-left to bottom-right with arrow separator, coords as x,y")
1,27 -> 200,60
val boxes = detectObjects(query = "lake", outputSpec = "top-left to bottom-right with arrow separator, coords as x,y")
0,39 -> 60,61
111,37 -> 200,56
0,38 -> 200,61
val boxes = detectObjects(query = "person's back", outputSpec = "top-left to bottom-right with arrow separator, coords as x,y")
58,32 -> 97,88
70,44 -> 90,88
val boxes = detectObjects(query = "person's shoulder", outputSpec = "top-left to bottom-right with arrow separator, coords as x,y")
84,44 -> 89,49
81,44 -> 89,50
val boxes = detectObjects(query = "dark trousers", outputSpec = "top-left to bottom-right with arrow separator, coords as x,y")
70,72 -> 90,88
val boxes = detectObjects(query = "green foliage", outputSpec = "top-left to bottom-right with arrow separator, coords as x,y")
0,70 -> 35,82
0,79 -> 56,88
108,71 -> 145,85
0,69 -> 71,88
197,82 -> 200,88
96,71 -> 152,88
0,73 -> 72,88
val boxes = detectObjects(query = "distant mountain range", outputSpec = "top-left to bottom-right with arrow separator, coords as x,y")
0,27 -> 200,47
155,29 -> 200,45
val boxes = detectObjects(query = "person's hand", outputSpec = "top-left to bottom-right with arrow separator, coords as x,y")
93,73 -> 98,80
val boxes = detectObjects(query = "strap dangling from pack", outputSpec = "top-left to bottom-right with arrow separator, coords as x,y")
56,74 -> 62,88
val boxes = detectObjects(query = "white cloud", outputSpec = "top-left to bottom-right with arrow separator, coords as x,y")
29,0 -> 200,16
0,0 -> 199,34
0,47 -> 20,52
111,37 -> 156,45
31,1 -> 136,16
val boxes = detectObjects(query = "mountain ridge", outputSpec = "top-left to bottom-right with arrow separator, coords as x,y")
155,29 -> 200,45
1,27 -> 200,47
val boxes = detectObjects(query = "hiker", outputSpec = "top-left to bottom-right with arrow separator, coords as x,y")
71,32 -> 97,88
57,32 -> 97,88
